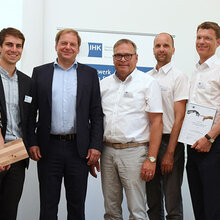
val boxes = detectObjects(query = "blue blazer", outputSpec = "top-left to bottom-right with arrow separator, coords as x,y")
28,62 -> 103,158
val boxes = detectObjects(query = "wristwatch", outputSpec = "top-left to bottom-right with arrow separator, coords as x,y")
146,156 -> 156,163
204,134 -> 215,143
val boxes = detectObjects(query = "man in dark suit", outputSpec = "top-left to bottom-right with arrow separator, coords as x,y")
28,28 -> 103,220
0,27 -> 32,220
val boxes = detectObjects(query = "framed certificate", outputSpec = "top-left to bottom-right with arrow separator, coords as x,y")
0,138 -> 29,166
178,103 -> 216,145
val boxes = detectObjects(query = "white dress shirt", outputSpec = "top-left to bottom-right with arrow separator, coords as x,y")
189,55 -> 220,124
100,68 -> 162,143
148,62 -> 189,133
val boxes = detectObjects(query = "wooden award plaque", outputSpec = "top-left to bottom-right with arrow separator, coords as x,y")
0,138 -> 29,166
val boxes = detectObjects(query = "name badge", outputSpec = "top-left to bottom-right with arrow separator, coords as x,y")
160,85 -> 169,91
197,81 -> 206,89
24,95 -> 32,103
124,91 -> 133,98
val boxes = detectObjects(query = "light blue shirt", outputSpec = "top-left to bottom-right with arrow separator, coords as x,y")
50,60 -> 77,134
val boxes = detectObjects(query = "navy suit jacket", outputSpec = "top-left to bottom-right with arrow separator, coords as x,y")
28,62 -> 103,158
0,70 -> 32,167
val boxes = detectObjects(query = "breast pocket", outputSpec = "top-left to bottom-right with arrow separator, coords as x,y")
206,80 -> 220,95
123,90 -> 145,111
160,85 -> 172,101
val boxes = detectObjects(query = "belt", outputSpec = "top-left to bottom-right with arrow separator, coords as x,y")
104,141 -> 148,149
50,134 -> 76,141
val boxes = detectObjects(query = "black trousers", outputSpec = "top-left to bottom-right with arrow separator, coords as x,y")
37,136 -> 89,220
0,160 -> 26,220
146,134 -> 184,220
186,136 -> 220,220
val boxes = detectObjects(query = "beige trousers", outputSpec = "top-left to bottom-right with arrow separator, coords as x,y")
101,145 -> 148,220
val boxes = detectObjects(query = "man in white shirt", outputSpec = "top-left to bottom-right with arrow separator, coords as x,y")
146,33 -> 189,220
187,21 -> 220,220
100,39 -> 163,220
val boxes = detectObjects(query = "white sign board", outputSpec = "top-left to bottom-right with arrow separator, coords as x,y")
57,28 -> 157,79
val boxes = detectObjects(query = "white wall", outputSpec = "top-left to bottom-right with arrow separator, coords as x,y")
0,0 -> 23,30
10,0 -> 220,219
0,0 -> 23,69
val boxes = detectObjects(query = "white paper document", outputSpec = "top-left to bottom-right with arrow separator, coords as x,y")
178,103 -> 216,145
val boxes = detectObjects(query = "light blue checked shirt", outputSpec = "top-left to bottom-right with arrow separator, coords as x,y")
0,66 -> 23,142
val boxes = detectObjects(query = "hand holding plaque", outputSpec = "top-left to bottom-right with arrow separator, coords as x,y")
0,138 -> 29,166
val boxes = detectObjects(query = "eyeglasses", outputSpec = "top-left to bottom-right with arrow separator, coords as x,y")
113,53 -> 136,61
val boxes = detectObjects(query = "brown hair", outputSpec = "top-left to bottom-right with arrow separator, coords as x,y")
113,39 -> 137,53
55,28 -> 81,47
0,27 -> 25,47
197,21 -> 220,39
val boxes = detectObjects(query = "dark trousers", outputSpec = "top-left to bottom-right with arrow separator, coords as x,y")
186,136 -> 220,220
146,134 -> 184,220
37,136 -> 89,220
0,160 -> 26,220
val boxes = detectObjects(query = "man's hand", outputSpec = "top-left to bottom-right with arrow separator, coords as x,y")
89,161 -> 100,178
141,159 -> 156,182
0,164 -> 11,172
161,152 -> 174,175
0,133 -> 10,171
192,137 -> 212,152
29,146 -> 42,161
86,149 -> 101,165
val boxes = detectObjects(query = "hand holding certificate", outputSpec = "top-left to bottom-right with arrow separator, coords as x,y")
178,103 -> 216,145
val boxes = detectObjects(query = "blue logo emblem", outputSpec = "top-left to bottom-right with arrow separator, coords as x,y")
88,43 -> 102,58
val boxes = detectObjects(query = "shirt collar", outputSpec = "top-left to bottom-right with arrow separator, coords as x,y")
152,61 -> 173,75
54,59 -> 78,70
0,66 -> 18,80
196,54 -> 218,69
113,68 -> 137,82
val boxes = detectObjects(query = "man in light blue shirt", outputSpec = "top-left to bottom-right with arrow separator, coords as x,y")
28,28 -> 103,220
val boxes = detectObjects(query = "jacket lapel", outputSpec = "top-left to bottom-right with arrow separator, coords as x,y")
76,64 -> 84,107
0,75 -> 6,117
46,63 -> 54,108
17,71 -> 25,121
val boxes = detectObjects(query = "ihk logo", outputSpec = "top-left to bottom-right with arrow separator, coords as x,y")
88,43 -> 102,58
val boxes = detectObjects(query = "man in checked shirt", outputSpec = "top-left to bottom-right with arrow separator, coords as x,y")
0,27 -> 32,220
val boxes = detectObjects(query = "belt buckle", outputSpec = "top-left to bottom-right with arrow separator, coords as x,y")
68,134 -> 74,141
60,135 -> 67,141
60,134 -> 72,141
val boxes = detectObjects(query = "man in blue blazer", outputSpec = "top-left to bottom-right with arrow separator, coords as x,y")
28,28 -> 103,220
0,27 -> 32,220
